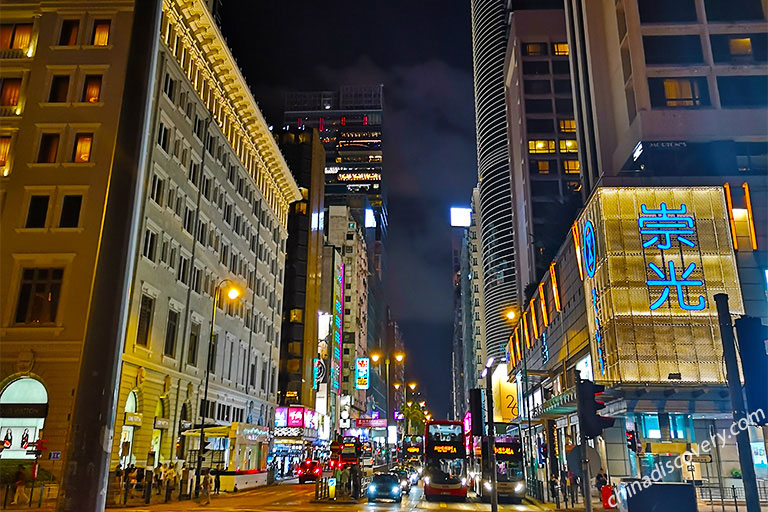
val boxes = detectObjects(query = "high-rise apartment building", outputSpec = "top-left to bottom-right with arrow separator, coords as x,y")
326,205 -> 369,418
275,128 -> 326,411
0,0 -> 301,498
504,8 -> 583,291
470,0 -> 519,364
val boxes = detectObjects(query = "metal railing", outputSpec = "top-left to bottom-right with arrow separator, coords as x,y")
696,482 -> 768,503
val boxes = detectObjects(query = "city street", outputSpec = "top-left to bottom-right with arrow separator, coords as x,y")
107,482 -> 558,512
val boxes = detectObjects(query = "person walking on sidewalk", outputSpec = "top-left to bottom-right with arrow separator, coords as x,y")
214,465 -> 221,494
340,465 -> 350,497
11,465 -> 28,505
201,469 -> 212,505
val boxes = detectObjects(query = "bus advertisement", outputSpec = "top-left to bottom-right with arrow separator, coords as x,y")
471,437 -> 525,503
423,420 -> 468,501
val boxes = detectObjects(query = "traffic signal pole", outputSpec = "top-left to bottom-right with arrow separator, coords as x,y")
714,294 -> 761,512
485,371 -> 498,512
574,372 -> 593,512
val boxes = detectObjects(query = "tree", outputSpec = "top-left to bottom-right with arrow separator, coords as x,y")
402,402 -> 426,435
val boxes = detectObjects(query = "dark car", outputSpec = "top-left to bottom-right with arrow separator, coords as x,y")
367,472 -> 403,503
297,460 -> 323,483
393,468 -> 411,493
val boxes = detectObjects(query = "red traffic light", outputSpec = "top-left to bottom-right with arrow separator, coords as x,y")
576,379 -> 615,440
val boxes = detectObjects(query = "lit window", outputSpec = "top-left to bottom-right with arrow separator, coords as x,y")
0,78 -> 21,106
663,78 -> 704,107
59,20 -> 79,46
37,133 -> 59,163
72,133 -> 93,163
537,161 -> 550,174
553,43 -> 569,56
82,75 -> 102,102
563,160 -> 580,174
14,268 -> 63,324
559,139 -> 578,153
528,139 -> 555,154
559,119 -> 576,133
524,43 -> 547,56
0,136 -> 10,166
91,20 -> 110,46
0,24 -> 32,50
729,38 -> 752,56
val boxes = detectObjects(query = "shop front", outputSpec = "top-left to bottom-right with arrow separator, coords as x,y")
270,406 -> 320,476
0,377 -> 48,461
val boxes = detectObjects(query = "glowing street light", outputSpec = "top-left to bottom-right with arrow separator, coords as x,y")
408,382 -> 417,391
371,353 -> 381,363
505,310 -> 516,321
393,382 -> 401,390
394,352 -> 405,363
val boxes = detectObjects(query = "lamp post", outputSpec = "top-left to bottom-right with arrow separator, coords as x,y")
482,357 -> 498,512
370,351 -> 405,424
195,279 -> 240,497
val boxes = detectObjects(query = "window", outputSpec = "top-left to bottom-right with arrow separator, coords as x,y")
523,43 -> 548,56
0,24 -> 32,50
82,75 -> 102,103
527,118 -> 554,133
648,77 -> 710,107
532,160 -> 555,175
522,61 -> 549,75
157,123 -> 170,152
183,206 -> 194,233
59,195 -> 82,228
0,78 -> 21,106
555,98 -> 573,114
91,20 -> 110,46
0,136 -> 10,166
552,61 -> 570,75
643,36 -> 704,65
563,160 -> 581,174
554,79 -> 571,94
718,76 -> 768,107
150,174 -> 164,206
142,228 -> 157,261
638,0 -> 697,23
528,140 -> 555,154
553,43 -> 569,56
164,309 -> 179,357
72,133 -> 93,162
49,75 -> 69,102
704,0 -> 764,22
14,268 -> 63,324
559,139 -> 578,153
531,181 -> 560,197
162,73 -> 176,101
25,195 -> 49,228
208,334 -> 218,372
524,79 -> 551,95
178,255 -> 190,284
136,294 -> 154,346
735,142 -> 768,173
525,99 -> 552,113
559,119 -> 576,133
730,38 -> 753,57
58,20 -> 79,46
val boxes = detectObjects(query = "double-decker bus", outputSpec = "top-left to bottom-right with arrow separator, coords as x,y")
471,437 -> 525,503
423,420 -> 468,501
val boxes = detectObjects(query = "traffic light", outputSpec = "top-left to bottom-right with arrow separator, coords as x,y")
469,388 -> 485,436
626,430 -> 639,452
576,378 -> 615,440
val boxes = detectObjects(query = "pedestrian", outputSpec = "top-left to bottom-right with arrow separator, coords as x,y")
10,465 -> 28,505
127,465 -> 138,498
154,463 -> 162,494
595,468 -> 607,494
550,473 -> 559,502
166,463 -> 177,496
214,464 -> 221,494
114,463 -> 123,496
201,469 -> 212,505
340,464 -> 350,497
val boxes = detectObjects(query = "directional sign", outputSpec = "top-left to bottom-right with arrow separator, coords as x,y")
691,455 -> 712,463
48,451 -> 61,461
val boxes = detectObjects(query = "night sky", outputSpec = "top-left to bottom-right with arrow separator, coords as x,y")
219,0 -> 478,419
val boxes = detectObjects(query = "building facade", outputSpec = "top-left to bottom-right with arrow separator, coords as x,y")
470,0 -> 520,364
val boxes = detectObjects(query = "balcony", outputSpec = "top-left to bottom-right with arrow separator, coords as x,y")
531,386 -> 577,419
0,106 -> 22,118
0,48 -> 28,59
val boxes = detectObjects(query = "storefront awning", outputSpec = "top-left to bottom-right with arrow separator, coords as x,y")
182,425 -> 232,438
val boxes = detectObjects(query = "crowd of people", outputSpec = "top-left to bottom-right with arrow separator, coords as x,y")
112,462 -> 222,504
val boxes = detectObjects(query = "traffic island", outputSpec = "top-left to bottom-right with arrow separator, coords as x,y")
312,477 -> 367,504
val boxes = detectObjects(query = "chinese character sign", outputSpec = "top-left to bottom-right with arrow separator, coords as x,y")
274,407 -> 288,427
287,407 -> 304,428
576,187 -> 742,384
355,357 -> 370,390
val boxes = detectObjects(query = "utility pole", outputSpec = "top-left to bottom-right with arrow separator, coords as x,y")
714,294 -> 761,512
57,2 -> 162,510
482,359 -> 498,512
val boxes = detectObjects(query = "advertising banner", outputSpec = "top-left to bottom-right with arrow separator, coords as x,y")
354,418 -> 387,428
0,426 -> 38,460
355,357 -> 370,390
274,407 -> 288,427
287,407 -> 304,428
491,363 -> 518,422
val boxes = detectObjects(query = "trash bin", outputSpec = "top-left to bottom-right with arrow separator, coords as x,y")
602,485 -> 616,509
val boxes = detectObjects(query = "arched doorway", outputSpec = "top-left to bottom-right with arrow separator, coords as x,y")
0,377 -> 47,461
119,391 -> 139,467
150,400 -> 164,467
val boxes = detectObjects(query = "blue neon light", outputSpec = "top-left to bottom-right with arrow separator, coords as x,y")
638,203 -> 695,250
647,261 -> 705,311
592,289 -> 605,375
583,220 -> 597,278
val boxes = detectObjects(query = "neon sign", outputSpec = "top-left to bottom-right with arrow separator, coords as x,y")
494,446 -> 516,456
355,357 -> 370,390
337,172 -> 381,182
583,220 -> 605,374
433,445 -> 458,454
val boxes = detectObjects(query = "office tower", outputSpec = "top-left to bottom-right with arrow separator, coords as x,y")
275,128 -> 326,410
470,0 -> 519,364
504,8 -> 583,291
0,0 -> 300,500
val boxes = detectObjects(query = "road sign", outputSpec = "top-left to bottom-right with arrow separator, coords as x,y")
565,444 -> 601,479
691,455 -> 712,463
26,449 -> 42,456
49,451 -> 61,460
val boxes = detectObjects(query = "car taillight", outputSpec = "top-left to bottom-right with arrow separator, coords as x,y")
297,469 -> 303,475
314,468 -> 321,474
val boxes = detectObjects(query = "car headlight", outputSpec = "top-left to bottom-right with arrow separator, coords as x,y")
424,476 -> 430,485
392,485 -> 400,493
368,484 -> 376,493
484,481 -> 493,491
461,477 -> 467,486
514,481 -> 525,494
401,480 -> 407,486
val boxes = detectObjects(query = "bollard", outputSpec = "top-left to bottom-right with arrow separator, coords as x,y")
124,482 -> 129,504
165,483 -> 171,503
145,478 -> 152,504
38,483 -> 44,508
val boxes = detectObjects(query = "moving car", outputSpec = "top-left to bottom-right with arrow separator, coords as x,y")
393,468 -> 411,493
367,472 -> 403,503
297,460 -> 323,483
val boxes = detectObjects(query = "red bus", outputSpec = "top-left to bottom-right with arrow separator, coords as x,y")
423,420 -> 468,501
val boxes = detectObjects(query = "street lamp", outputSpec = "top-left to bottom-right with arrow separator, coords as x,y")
195,279 -> 241,497
482,357 -> 499,512
370,351 -> 405,424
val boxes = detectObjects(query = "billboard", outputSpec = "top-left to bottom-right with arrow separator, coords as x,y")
274,407 -> 288,427
491,364 -> 518,422
355,357 -> 370,390
287,407 -> 304,428
576,187 -> 743,384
